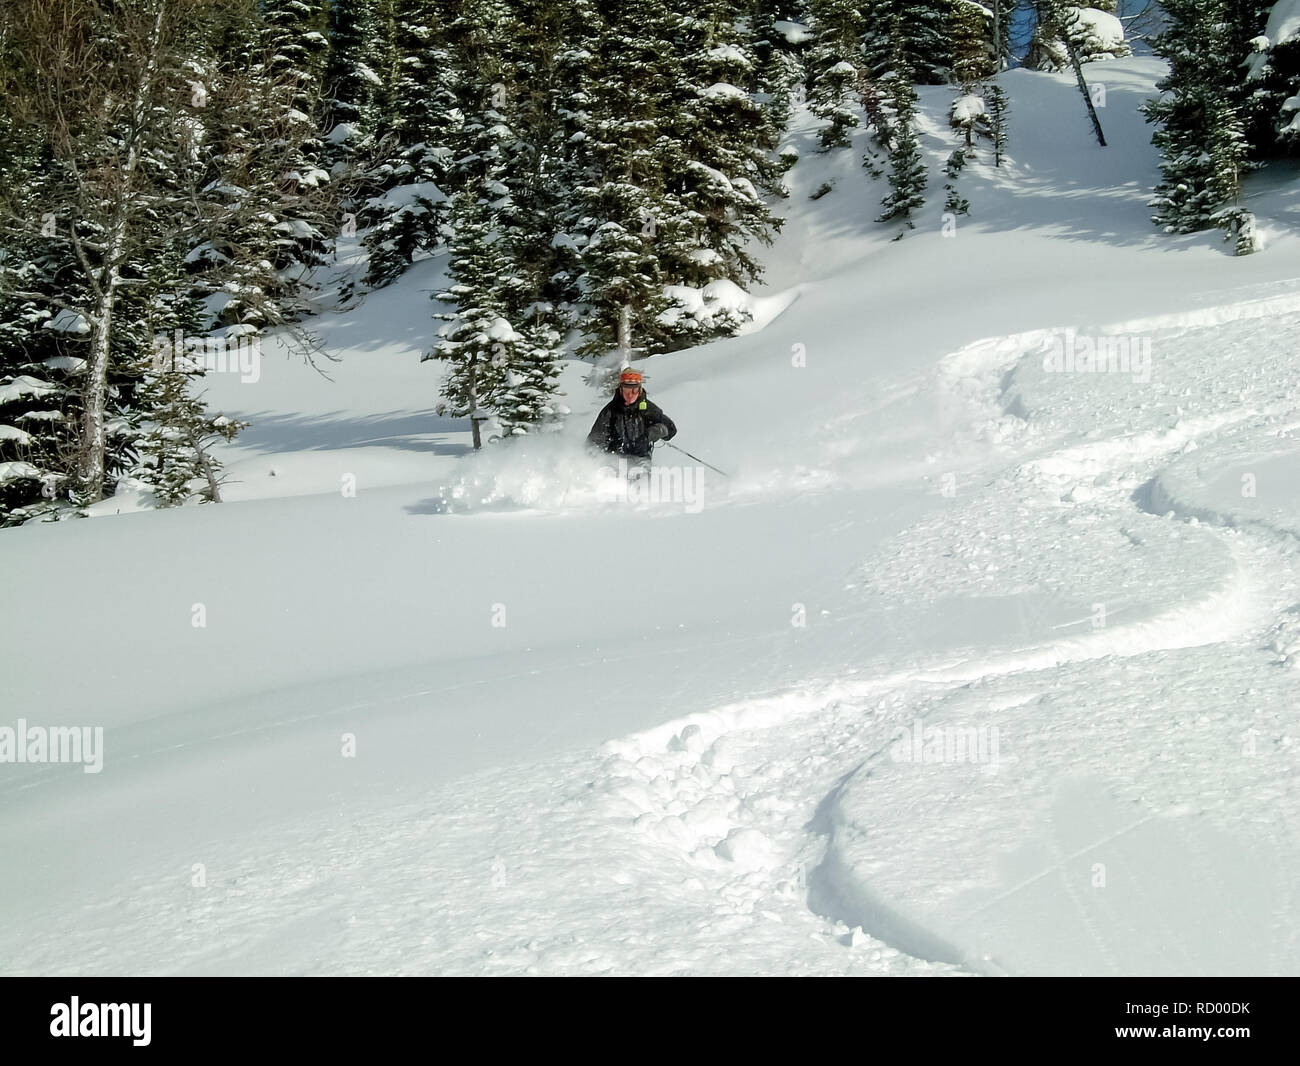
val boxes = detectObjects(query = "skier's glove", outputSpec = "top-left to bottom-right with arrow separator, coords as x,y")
647,423 -> 669,442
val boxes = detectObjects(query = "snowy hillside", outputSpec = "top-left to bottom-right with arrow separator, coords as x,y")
3,56 -> 1299,977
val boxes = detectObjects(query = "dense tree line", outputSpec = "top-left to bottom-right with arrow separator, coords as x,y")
1145,0 -> 1298,254
0,0 -> 790,521
1,1 -> 1295,525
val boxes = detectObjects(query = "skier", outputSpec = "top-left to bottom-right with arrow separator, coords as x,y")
586,368 -> 677,476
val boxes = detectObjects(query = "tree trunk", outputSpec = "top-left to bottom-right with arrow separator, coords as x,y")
618,303 -> 631,363
993,0 -> 1003,168
76,0 -> 168,501
188,425 -> 223,503
468,363 -> 483,450
1066,38 -> 1107,148
77,218 -> 126,501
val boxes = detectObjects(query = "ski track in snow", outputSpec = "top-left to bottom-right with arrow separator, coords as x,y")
798,295 -> 1300,973
15,294 -> 1298,978
567,292 -> 1300,976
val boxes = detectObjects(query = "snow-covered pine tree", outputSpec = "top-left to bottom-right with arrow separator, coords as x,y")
805,0 -> 867,148
493,320 -> 566,437
533,0 -> 603,322
128,275 -> 248,507
986,81 -> 1010,166
0,0 -> 339,516
0,222 -> 83,520
415,0 -> 569,438
256,0 -> 336,289
0,0 -> 245,507
1205,104 -> 1259,254
951,1 -> 996,88
359,0 -> 459,289
425,185 -> 519,449
1025,1 -> 1131,72
1241,1 -> 1300,159
943,148 -> 972,214
322,0 -> 394,174
0,47 -> 73,520
862,1 -> 954,86
877,22 -> 929,229
501,0 -> 589,329
1144,0 -> 1257,249
667,0 -> 786,298
909,1 -> 958,83
763,47 -> 808,138
573,0 -> 684,357
196,5 -> 330,330
750,1 -> 808,135
948,2 -> 995,163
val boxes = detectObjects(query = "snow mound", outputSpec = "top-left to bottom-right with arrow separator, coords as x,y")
714,827 -> 779,870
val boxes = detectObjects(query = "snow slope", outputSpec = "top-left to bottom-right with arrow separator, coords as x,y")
1,58 -> 1299,975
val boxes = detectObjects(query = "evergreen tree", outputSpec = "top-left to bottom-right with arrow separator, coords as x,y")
257,0 -> 337,284
1144,0 -> 1257,250
750,0 -> 809,134
198,4 -> 340,329
951,0 -> 996,88
668,1 -> 786,294
805,0 -> 867,149
494,321 -> 566,437
128,278 -> 248,507
358,0 -> 465,289
424,45 -> 566,442
1241,2 -> 1300,159
877,24 -> 928,229
360,0 -> 460,288
538,0 -> 603,319
0,0 -> 335,518
1026,0 -> 1131,72
986,81 -> 1010,166
863,2 -> 955,85
503,0 -> 589,325
424,186 -> 518,448
574,0 -> 687,357
0,0 -> 229,508
322,0 -> 394,173
943,148 -> 971,214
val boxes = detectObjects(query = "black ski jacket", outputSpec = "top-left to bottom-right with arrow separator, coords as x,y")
586,388 -> 677,459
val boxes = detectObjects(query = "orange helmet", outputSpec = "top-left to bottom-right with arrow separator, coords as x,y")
618,368 -> 643,386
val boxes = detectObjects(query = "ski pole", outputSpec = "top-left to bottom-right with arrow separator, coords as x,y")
662,441 -> 730,479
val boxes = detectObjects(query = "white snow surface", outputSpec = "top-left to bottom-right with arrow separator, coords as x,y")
953,95 -> 986,124
701,82 -> 747,101
2,58 -> 1300,976
1248,0 -> 1300,77
1266,0 -> 1300,47
772,21 -> 812,46
1069,8 -> 1126,52
0,460 -> 39,485
368,180 -> 448,212
43,309 -> 92,335
0,375 -> 56,403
